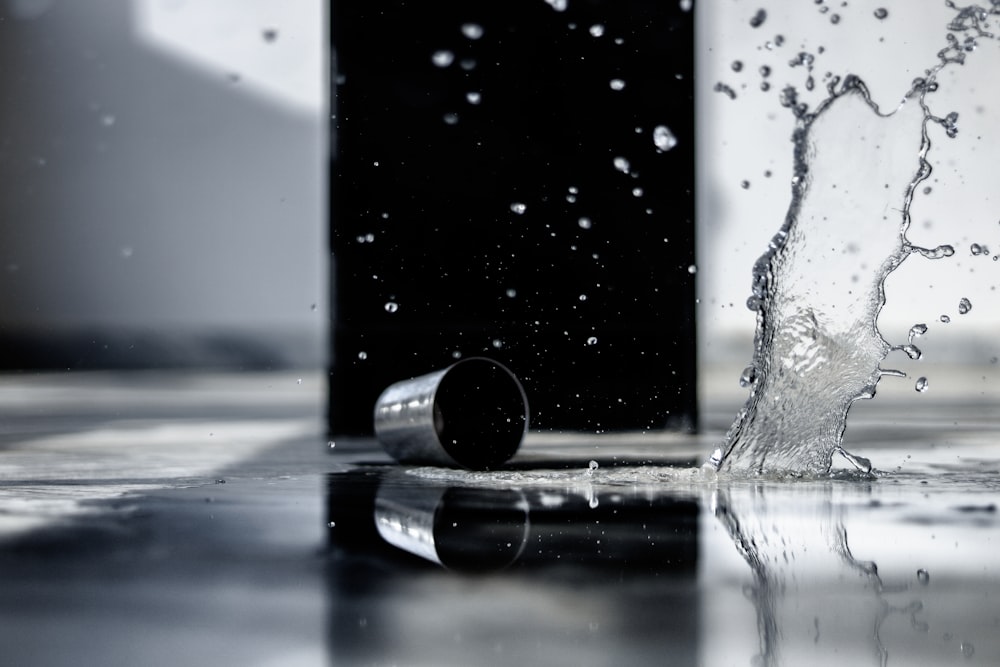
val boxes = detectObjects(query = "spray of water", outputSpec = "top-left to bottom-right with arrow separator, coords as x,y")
711,2 -> 1000,476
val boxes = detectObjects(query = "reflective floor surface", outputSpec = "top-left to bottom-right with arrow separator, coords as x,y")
0,370 -> 997,666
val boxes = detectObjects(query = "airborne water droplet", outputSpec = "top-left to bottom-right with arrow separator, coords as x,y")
588,24 -> 605,37
587,460 -> 599,474
461,23 -> 484,40
431,50 -> 454,67
609,78 -> 626,91
653,125 -> 678,152
384,301 -> 399,313
915,377 -> 929,393
586,336 -> 598,346
908,323 -> 928,342
749,8 -> 767,28
510,202 -> 527,214
739,365 -> 758,388
613,156 -> 631,173
874,8 -> 889,20
917,568 -> 930,584
958,297 -> 972,314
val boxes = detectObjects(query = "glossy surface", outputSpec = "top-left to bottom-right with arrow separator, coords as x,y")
0,371 -> 997,666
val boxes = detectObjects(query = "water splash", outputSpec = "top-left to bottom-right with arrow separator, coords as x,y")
711,4 -> 1000,476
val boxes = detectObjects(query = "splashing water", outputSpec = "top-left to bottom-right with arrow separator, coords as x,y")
710,3 -> 1000,476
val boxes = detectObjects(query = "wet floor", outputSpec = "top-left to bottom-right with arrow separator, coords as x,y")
0,371 -> 996,666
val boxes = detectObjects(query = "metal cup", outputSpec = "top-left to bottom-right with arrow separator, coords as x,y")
373,357 -> 529,469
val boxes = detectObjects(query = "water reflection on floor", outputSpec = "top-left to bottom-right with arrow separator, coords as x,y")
328,448 -> 999,667
0,371 -> 996,666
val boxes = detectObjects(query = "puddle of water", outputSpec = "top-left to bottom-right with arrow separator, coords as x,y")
329,427 -> 1000,666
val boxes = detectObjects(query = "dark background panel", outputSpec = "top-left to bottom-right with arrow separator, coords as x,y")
330,0 -> 696,434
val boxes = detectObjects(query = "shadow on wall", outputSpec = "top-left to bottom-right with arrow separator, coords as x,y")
0,0 -> 327,370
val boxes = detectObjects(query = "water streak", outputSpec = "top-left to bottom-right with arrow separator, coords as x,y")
711,4 -> 1000,476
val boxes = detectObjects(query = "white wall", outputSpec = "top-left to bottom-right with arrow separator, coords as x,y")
0,0 -> 327,368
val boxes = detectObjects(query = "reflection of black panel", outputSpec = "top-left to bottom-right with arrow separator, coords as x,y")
325,469 -> 701,665
330,1 -> 697,434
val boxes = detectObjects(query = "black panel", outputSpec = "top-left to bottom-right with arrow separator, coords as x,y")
330,0 -> 697,434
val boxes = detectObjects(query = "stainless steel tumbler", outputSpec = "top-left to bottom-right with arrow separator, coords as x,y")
373,357 -> 529,469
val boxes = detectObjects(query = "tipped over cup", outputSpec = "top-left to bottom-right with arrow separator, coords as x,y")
373,357 -> 529,469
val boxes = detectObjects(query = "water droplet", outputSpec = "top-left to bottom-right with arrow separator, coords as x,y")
505,288 -> 517,298
759,65 -> 772,78
384,301 -> 399,313
631,187 -> 644,197
587,460 -> 599,474
714,82 -> 737,99
739,365 -> 758,388
900,344 -> 922,360
578,217 -> 592,229
443,112 -> 459,125
958,297 -> 972,314
461,23 -> 483,40
912,244 -> 955,259
874,8 -> 889,20
328,441 -> 336,449
613,156 -> 631,173
578,294 -> 588,301
940,314 -> 951,323
749,8 -> 767,28
466,91 -> 482,105
679,0 -> 692,11
431,50 -> 454,67
687,264 -> 697,274
544,0 -> 568,11
357,351 -> 367,360
839,448 -> 873,474
588,24 -> 605,37
609,78 -> 626,91
101,114 -> 116,127
741,180 -> 751,189
586,336 -> 598,346
915,377 -> 930,393
960,642 -> 975,658
296,378 -> 303,385
731,60 -> 744,72
492,339 -> 503,349
653,125 -> 678,152
830,13 -> 841,25
327,521 -> 336,528
510,202 -> 527,214
262,28 -> 278,42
